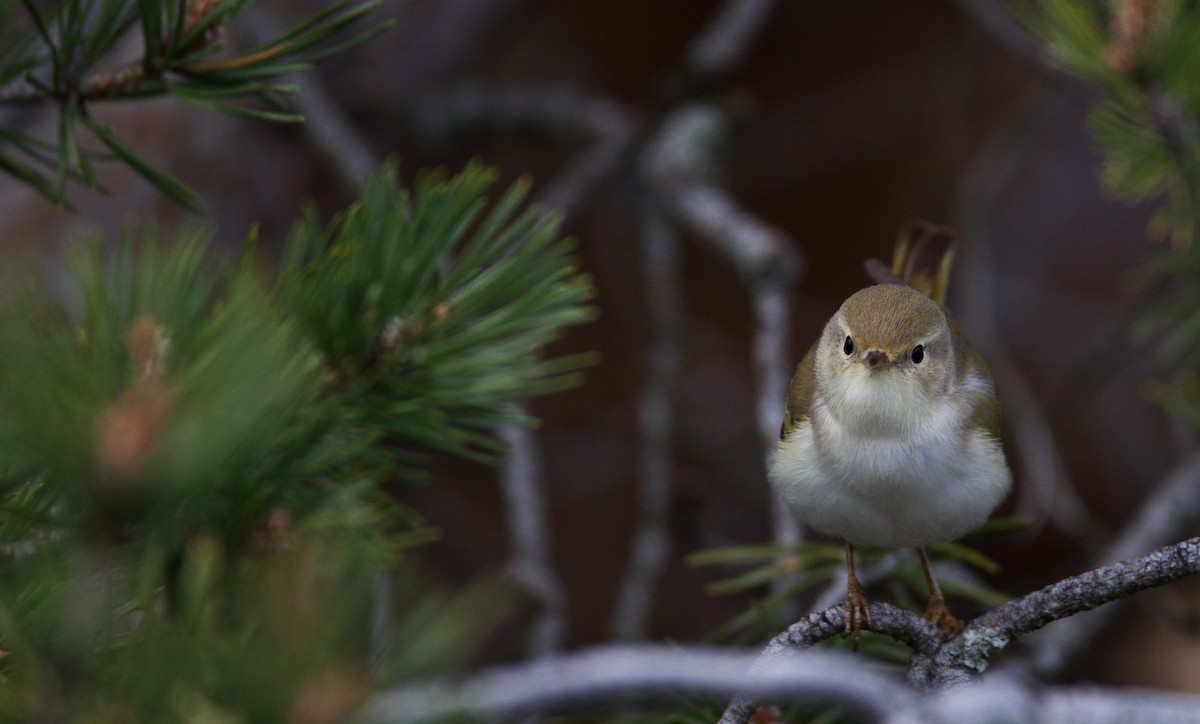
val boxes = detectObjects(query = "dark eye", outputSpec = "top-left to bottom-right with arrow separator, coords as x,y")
843,336 -> 854,355
912,345 -> 925,364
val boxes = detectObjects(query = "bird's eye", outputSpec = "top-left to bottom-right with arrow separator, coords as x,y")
843,336 -> 854,355
912,344 -> 925,364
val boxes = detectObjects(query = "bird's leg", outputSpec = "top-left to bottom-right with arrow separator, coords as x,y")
917,546 -> 962,631
843,542 -> 872,648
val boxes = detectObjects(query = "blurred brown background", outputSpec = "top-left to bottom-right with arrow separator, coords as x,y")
4,0 -> 1196,693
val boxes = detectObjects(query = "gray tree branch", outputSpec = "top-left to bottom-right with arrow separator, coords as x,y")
354,644 -> 909,724
499,417 -> 567,658
610,199 -> 683,640
722,536 -> 1200,720
1019,451 -> 1200,677
643,101 -> 805,577
353,638 -> 1200,724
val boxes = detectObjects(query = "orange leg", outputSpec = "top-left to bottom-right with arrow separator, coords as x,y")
918,546 -> 962,631
843,542 -> 873,648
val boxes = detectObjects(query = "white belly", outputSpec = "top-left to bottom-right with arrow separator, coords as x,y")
768,405 -> 1010,548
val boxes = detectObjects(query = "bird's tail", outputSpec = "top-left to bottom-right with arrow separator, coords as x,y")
865,221 -> 956,306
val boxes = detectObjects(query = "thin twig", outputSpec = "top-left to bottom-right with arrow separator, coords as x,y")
1020,451 -> 1200,678
683,0 -> 783,83
279,71 -> 378,191
753,271 -> 803,561
354,644 -> 908,724
500,415 -> 567,658
536,97 -> 635,217
643,102 -> 804,567
248,8 -> 378,192
610,200 -> 683,640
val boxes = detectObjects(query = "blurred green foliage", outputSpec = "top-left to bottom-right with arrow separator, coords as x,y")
0,163 -> 594,720
1020,1 -> 1200,429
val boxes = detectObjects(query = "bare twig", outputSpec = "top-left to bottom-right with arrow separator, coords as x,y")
753,272 -> 803,559
720,536 -> 1200,719
248,8 -> 378,192
354,638 -> 1200,724
500,417 -> 567,658
610,200 -> 683,640
644,105 -> 800,284
683,0 -> 783,83
354,644 -> 908,724
1021,451 -> 1200,678
536,98 -> 635,217
810,550 -> 908,611
278,73 -> 378,191
643,102 -> 804,564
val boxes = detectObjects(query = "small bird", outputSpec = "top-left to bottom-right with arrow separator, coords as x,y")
768,225 -> 1011,644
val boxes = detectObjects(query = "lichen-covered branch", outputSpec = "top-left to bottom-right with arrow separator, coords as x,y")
1022,451 -> 1200,677
720,536 -> 1200,720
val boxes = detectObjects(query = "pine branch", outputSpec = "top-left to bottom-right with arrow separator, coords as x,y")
0,162 -> 596,719
0,0 -> 389,209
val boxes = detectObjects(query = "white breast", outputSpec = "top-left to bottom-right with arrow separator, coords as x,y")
768,381 -> 1010,548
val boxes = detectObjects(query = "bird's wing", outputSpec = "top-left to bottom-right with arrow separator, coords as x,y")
781,341 -> 818,439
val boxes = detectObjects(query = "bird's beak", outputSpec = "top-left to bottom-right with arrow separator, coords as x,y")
862,350 -> 895,371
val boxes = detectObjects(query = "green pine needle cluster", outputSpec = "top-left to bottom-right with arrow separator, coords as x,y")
0,0 -> 389,211
0,163 -> 594,720
280,162 -> 598,471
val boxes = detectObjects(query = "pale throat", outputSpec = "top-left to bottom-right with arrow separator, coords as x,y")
817,365 -> 947,441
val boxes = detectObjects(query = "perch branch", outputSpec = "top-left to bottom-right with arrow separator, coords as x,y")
917,536 -> 1200,688
720,536 -> 1200,719
1021,451 -> 1200,677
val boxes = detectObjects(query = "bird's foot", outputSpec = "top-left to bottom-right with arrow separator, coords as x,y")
842,577 -> 873,649
922,592 -> 962,632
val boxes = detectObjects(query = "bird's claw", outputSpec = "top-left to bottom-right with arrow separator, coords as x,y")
922,592 -> 962,632
842,577 -> 873,649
